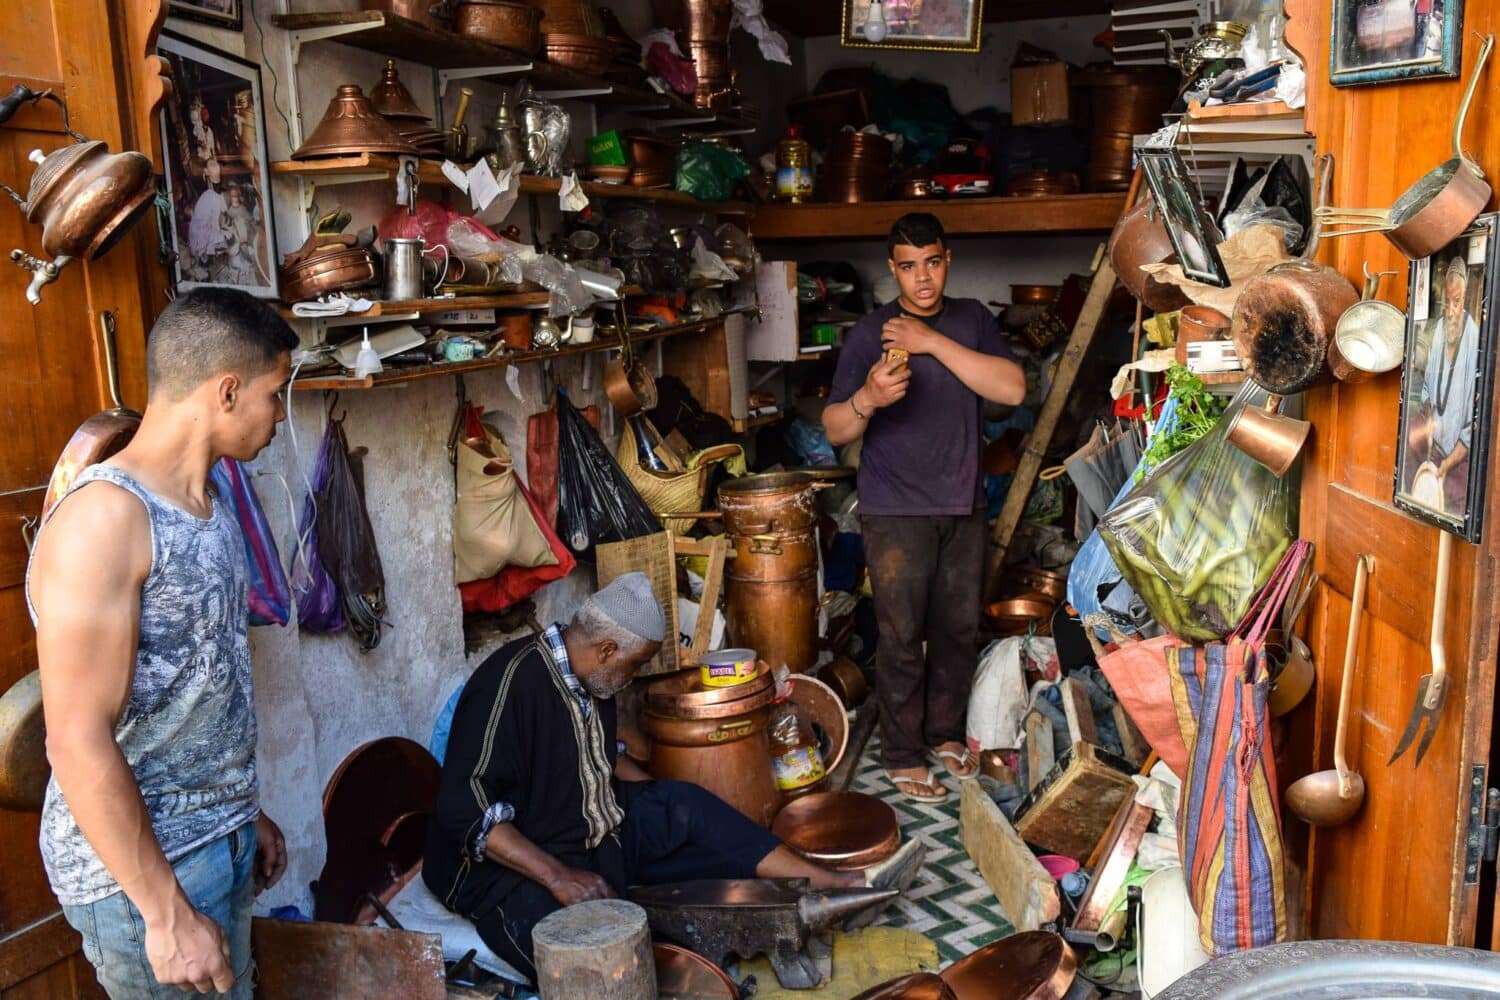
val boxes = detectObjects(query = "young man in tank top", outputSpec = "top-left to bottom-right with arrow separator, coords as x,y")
823,214 -> 1026,803
28,289 -> 299,998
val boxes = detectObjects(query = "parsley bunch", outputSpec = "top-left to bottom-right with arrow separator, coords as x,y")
1134,365 -> 1227,482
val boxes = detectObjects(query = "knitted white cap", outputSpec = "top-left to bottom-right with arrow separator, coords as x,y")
588,572 -> 667,643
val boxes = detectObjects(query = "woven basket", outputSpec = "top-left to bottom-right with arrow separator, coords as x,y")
618,420 -> 709,534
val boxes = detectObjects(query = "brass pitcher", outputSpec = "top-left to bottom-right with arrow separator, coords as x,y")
0,85 -> 155,304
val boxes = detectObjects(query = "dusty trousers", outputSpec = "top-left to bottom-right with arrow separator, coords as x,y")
861,511 -> 985,770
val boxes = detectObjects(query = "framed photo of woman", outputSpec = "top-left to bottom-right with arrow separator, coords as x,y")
1393,213 -> 1499,541
841,0 -> 984,52
158,31 -> 279,299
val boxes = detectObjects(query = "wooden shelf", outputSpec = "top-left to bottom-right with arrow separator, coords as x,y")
291,315 -> 731,391
760,0 -> 1109,35
271,11 -> 758,132
750,193 -> 1129,240
270,155 -> 752,214
732,410 -> 782,433
278,290 -> 550,321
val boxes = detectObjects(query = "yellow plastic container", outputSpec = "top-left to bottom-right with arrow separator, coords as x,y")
700,648 -> 759,688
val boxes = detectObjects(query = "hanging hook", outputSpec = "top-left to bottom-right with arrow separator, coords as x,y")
21,514 -> 39,554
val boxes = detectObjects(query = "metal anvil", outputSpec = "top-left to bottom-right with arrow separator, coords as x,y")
629,878 -> 898,990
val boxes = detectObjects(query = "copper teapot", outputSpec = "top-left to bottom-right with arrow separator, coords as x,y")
0,85 -> 155,304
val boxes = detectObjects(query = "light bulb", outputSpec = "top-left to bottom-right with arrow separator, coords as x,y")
864,0 -> 888,42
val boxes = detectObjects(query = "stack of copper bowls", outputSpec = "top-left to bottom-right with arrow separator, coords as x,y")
643,664 -> 781,826
1076,65 -> 1177,192
293,84 -> 419,160
455,0 -> 543,53
523,0 -> 601,34
817,130 -> 892,203
279,240 -> 380,304
543,33 -> 615,73
367,61 -> 445,158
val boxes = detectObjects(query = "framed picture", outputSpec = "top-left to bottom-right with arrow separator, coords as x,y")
158,31 -> 278,299
169,0 -> 242,31
840,0 -> 984,52
1393,213 -> 1498,541
1330,0 -> 1462,86
1136,145 -> 1230,288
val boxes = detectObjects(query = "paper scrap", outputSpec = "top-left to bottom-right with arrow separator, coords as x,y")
440,160 -> 470,193
558,172 -> 589,213
1140,224 -> 1292,315
505,364 -> 523,401
474,164 -> 523,227
466,158 -> 501,211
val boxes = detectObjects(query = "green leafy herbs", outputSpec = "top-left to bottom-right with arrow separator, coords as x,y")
1134,365 -> 1227,482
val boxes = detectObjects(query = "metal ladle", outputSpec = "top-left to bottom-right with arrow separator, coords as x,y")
1287,553 -> 1372,827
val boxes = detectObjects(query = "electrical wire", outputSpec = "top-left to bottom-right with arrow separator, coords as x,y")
248,0 -> 296,145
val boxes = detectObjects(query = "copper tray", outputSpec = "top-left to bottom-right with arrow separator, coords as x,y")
788,673 -> 849,775
654,942 -> 738,999
646,664 -> 774,719
939,932 -> 1077,1000
772,791 -> 900,871
852,973 -> 957,1000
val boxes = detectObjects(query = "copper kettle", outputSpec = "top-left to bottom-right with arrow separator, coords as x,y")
0,85 -> 155,304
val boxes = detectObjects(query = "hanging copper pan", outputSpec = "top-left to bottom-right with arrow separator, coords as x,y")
293,85 -> 420,160
1107,195 -> 1190,312
42,311 -> 141,519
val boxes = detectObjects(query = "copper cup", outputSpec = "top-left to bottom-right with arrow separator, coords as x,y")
1175,304 -> 1232,365
1225,394 -> 1312,477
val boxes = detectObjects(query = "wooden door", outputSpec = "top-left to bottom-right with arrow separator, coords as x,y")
0,1 -> 165,996
1284,4 -> 1500,946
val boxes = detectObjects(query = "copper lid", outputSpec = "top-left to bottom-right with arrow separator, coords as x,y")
771,791 -> 900,871
852,974 -> 958,1000
939,932 -> 1077,1000
718,471 -> 816,499
653,943 -> 737,999
293,84 -> 419,160
23,140 -> 106,218
369,60 -> 430,121
645,664 -> 774,719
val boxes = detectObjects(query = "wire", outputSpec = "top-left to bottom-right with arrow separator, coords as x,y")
248,0 -> 296,145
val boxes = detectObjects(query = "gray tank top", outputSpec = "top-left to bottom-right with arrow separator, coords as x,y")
27,463 -> 260,905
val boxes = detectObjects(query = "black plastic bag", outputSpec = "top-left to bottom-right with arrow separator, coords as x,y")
315,416 -> 387,652
555,389 -> 660,560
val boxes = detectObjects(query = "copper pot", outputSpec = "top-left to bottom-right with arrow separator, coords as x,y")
719,473 -> 821,673
1078,66 -> 1177,193
523,0 -> 600,35
496,310 -> 533,350
603,358 -> 657,414
1175,304 -> 1231,364
294,85 -> 420,159
1231,260 -> 1359,395
543,33 -> 615,73
984,595 -> 1057,636
1009,566 -> 1068,603
361,0 -> 456,31
817,655 -> 869,710
1011,284 -> 1062,306
1107,196 -> 1190,313
280,246 -> 379,304
853,974 -> 958,1000
626,132 -> 678,172
0,86 -> 154,303
1006,171 -> 1080,198
685,0 -> 732,40
645,665 -> 774,719
456,0 -> 543,53
771,791 -> 901,870
645,707 -> 781,826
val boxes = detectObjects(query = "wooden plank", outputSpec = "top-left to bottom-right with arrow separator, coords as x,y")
1024,712 -> 1054,793
751,194 -> 1127,241
0,913 -> 81,988
1186,99 -> 1301,121
829,702 -> 879,792
984,254 -> 1119,600
958,781 -> 1062,932
1059,676 -> 1099,747
1112,703 -> 1150,767
250,918 -> 445,1000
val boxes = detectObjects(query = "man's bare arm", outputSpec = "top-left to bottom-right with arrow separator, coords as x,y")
32,485 -> 235,993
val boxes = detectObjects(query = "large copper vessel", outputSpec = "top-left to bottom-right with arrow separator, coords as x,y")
644,668 -> 780,826
719,473 -> 820,674
293,85 -> 419,160
1076,67 -> 1177,192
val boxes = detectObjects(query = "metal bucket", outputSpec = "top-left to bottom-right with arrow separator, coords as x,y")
718,474 -> 820,673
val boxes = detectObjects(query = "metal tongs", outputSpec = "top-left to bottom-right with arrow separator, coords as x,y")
1389,529 -> 1454,766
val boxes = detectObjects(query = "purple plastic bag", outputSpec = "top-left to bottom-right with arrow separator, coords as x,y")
292,422 -> 346,633
209,458 -> 291,627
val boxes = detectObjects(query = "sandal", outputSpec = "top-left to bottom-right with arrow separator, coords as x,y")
884,768 -> 948,802
929,744 -> 980,782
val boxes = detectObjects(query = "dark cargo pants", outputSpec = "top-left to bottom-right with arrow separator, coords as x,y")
861,512 -> 985,771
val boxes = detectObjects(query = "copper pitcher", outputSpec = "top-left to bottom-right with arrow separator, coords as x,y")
0,85 -> 155,304
1225,394 -> 1311,477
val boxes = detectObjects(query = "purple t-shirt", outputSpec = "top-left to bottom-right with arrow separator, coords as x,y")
829,297 -> 1017,516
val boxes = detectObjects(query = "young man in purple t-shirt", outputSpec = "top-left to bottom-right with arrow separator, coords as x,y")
823,214 -> 1026,802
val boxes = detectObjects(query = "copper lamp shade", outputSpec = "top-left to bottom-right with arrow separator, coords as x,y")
369,60 -> 429,121
293,85 -> 420,160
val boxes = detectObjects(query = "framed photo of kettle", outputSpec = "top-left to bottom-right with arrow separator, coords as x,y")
1393,212 -> 1499,541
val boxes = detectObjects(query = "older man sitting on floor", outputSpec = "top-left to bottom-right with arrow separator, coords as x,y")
424,573 -> 921,982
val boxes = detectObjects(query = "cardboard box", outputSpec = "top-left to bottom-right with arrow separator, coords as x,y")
1011,62 -> 1071,125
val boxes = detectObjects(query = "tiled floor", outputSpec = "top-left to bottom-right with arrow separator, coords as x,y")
849,734 -> 1015,966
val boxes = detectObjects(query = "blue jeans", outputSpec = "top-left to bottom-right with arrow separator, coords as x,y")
62,820 -> 257,999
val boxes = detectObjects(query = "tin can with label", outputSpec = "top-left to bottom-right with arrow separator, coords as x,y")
700,648 -> 758,688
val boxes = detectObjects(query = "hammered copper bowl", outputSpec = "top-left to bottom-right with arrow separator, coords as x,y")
983,594 -> 1056,637
771,791 -> 900,871
853,974 -> 957,1000
1010,284 -> 1062,306
456,0 -> 543,53
654,943 -> 737,999
939,932 -> 1076,999
543,33 -> 615,73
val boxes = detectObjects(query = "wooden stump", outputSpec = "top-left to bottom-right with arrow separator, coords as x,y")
532,899 -> 656,1000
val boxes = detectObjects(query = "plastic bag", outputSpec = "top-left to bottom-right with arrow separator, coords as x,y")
554,389 -> 661,559
674,142 -> 749,203
1098,382 -> 1296,641
209,458 -> 291,627
315,416 -> 388,652
292,423 -> 346,634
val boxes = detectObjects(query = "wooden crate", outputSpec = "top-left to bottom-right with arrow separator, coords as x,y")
595,531 -> 726,677
1012,741 -> 1138,860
